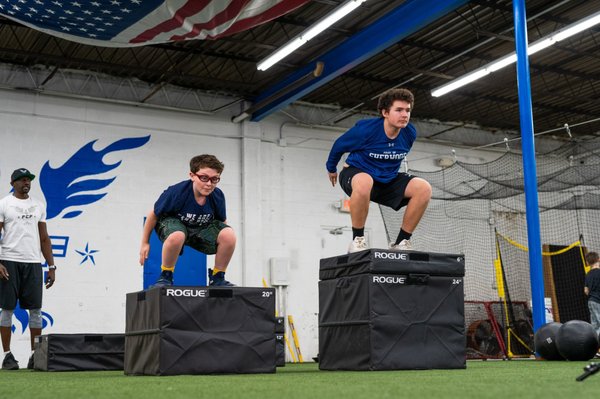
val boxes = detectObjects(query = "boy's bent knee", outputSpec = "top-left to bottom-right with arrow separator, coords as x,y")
165,231 -> 186,243
408,178 -> 432,199
218,227 -> 236,244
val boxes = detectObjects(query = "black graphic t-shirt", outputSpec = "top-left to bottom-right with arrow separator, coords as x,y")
586,268 -> 600,304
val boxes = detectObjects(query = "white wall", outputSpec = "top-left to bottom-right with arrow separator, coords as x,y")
0,88 -> 508,365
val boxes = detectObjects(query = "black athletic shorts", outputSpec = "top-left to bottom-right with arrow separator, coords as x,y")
339,166 -> 415,211
0,260 -> 43,310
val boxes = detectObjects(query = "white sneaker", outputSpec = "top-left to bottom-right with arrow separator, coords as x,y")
389,239 -> 412,251
348,236 -> 368,253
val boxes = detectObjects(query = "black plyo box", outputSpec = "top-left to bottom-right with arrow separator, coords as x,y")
275,316 -> 285,333
275,334 -> 285,367
34,333 -> 124,371
275,316 -> 285,367
125,286 -> 277,375
319,249 -> 466,371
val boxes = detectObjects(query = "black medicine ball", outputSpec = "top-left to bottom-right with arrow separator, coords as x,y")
534,322 -> 564,360
555,320 -> 599,361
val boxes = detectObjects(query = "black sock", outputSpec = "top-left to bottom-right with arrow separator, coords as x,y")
352,227 -> 365,239
395,229 -> 412,245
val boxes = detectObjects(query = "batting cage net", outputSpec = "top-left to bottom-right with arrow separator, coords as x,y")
380,138 -> 600,359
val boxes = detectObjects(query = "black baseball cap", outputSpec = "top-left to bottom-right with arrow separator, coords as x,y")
11,168 -> 36,183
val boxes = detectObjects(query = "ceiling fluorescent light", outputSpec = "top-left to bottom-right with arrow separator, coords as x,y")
553,13 -> 600,41
431,10 -> 600,97
257,0 -> 367,71
257,38 -> 306,71
487,54 -> 517,72
527,37 -> 555,55
303,0 -> 366,41
431,69 -> 490,97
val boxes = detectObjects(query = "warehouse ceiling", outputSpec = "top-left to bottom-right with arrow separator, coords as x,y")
1,0 -> 599,141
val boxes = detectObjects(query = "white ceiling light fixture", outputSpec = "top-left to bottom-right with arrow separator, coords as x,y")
257,0 -> 368,71
431,10 -> 600,97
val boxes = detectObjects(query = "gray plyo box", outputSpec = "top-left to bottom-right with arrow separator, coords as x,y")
125,286 -> 277,375
34,333 -> 124,371
319,249 -> 466,371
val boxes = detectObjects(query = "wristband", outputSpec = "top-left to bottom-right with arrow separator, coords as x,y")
48,265 -> 57,270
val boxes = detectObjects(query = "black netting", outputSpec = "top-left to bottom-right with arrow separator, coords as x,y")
379,140 -> 600,357
414,150 -> 600,202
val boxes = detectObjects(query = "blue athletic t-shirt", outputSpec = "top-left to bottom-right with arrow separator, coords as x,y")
326,117 -> 417,183
153,180 -> 226,227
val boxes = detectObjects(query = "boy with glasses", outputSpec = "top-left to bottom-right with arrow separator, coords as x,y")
139,154 -> 236,286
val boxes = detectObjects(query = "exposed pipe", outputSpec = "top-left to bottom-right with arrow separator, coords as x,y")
0,84 -> 241,116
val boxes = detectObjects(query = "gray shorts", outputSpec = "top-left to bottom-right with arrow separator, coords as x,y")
0,260 -> 43,310
155,216 -> 230,255
339,166 -> 415,211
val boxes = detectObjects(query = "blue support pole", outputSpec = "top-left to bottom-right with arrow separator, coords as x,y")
512,0 -> 546,332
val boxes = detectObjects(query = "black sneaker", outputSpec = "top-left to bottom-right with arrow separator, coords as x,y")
2,352 -> 19,370
27,354 -> 34,369
152,270 -> 173,287
208,268 -> 235,286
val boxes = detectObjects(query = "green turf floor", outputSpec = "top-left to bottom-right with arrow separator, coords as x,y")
1,360 -> 599,399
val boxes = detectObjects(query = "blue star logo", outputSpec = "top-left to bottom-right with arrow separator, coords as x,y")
75,243 -> 99,265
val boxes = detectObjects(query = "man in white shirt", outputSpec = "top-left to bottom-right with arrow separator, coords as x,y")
0,168 -> 56,370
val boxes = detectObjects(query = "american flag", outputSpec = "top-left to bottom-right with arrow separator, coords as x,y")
0,0 -> 310,47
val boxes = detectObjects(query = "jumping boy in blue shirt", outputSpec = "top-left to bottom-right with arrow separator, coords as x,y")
326,88 -> 431,253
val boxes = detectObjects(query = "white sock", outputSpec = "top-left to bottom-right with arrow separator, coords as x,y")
3,351 -> 10,356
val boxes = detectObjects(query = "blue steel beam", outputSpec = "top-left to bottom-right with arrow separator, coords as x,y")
250,0 -> 470,121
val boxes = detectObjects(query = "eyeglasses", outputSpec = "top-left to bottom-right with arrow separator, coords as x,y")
194,173 -> 220,184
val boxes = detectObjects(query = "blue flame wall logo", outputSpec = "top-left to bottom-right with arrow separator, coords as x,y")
1,135 -> 152,334
40,135 -> 151,219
